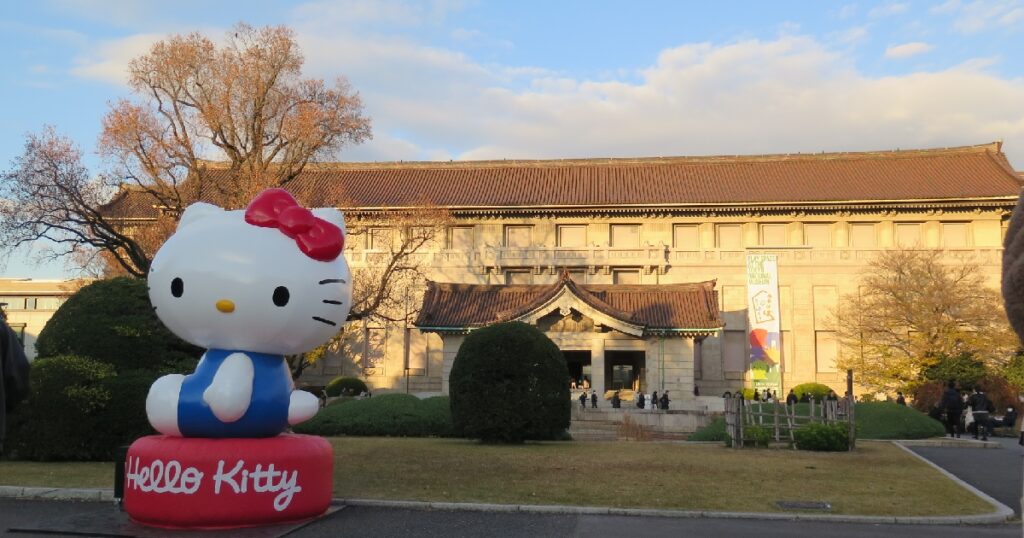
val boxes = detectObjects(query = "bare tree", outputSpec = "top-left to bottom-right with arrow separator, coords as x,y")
1,23 -> 371,276
287,206 -> 452,379
834,248 -> 1017,393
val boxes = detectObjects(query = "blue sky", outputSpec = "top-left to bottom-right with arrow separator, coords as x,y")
2,0 -> 1023,278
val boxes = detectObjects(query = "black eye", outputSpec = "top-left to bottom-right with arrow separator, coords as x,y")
171,278 -> 184,298
273,286 -> 290,307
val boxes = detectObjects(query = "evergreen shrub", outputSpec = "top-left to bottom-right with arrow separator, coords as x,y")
449,322 -> 570,443
35,277 -> 200,372
792,382 -> 833,401
855,402 -> 945,439
325,376 -> 369,397
793,423 -> 849,451
294,394 -> 453,437
6,356 -> 156,460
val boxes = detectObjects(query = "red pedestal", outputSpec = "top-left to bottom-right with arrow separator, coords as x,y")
123,434 -> 333,529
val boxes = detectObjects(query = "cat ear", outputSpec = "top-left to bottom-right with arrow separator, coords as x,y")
313,207 -> 347,235
177,202 -> 224,230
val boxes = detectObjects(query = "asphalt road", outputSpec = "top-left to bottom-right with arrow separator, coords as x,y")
1,499 -> 1020,538
909,436 -> 1024,517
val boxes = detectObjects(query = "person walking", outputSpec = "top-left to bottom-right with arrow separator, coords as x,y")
753,389 -> 761,402
579,391 -> 587,410
896,392 -> 906,406
591,389 -> 598,409
637,392 -> 646,410
786,389 -> 798,407
651,390 -> 658,411
1,314 -> 31,455
660,391 -> 670,411
938,381 -> 964,438
967,387 -> 993,441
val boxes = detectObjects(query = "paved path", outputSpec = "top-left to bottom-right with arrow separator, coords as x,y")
909,436 -> 1023,517
1,499 -> 1019,538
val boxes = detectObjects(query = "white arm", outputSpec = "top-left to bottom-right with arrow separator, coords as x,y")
202,352 -> 254,423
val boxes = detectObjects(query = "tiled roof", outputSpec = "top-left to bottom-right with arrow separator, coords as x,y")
414,275 -> 723,334
102,142 -> 1021,217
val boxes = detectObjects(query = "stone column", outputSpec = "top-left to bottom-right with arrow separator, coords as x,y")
591,336 -> 606,395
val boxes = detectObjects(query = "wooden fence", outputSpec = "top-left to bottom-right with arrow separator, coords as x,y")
723,396 -> 857,451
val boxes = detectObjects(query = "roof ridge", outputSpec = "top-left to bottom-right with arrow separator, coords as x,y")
198,142 -> 1004,171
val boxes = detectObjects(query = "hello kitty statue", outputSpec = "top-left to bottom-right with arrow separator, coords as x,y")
123,189 -> 350,529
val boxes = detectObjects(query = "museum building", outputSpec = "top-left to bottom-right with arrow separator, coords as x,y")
102,142 -> 1021,405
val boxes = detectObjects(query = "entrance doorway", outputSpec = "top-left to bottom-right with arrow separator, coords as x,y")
605,351 -> 646,392
563,351 -> 592,389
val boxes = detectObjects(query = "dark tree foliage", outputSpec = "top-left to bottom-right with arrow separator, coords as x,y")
449,322 -> 570,443
921,352 -> 987,389
35,277 -> 200,372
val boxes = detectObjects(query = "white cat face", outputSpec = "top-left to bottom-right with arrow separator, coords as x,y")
149,202 -> 352,355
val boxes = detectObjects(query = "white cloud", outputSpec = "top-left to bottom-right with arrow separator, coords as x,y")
69,33 -> 165,85
868,2 -> 910,17
935,0 -> 1024,33
930,0 -> 962,13
65,19 -> 1024,169
884,41 -> 935,58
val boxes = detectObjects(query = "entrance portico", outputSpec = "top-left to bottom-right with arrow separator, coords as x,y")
416,273 -> 723,401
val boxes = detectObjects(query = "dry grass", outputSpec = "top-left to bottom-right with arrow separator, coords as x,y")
0,439 -> 995,517
331,438 -> 994,516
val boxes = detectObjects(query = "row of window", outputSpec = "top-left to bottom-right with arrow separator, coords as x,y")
363,222 -> 977,251
0,296 -> 66,311
504,268 -> 641,285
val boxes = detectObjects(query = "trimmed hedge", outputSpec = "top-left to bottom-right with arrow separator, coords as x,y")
855,401 -> 945,440
794,423 -> 849,451
792,382 -> 833,401
6,356 -> 156,460
688,417 -> 728,441
325,376 -> 369,397
35,277 -> 200,372
294,394 -> 454,437
449,322 -> 570,443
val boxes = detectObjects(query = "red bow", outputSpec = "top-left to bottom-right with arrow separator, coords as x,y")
244,189 -> 345,262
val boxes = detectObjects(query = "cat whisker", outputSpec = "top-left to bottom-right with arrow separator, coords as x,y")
319,278 -> 347,285
312,316 -> 337,326
322,299 -> 343,305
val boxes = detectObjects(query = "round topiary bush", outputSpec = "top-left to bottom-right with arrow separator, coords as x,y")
35,277 -> 200,372
449,322 -> 570,443
6,355 -> 156,460
294,394 -> 453,437
855,401 -> 945,439
325,376 -> 369,397
792,382 -> 833,401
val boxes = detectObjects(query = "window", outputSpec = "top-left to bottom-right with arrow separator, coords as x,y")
716,224 -> 743,249
804,223 -> 831,247
368,227 -> 393,250
849,223 -> 876,248
760,224 -> 787,246
405,328 -> 427,375
505,270 -> 532,285
610,224 -> 640,248
942,223 -> 970,247
815,331 -> 838,373
35,297 -> 63,310
895,223 -> 921,247
612,269 -> 640,284
1,297 -> 29,310
723,330 -> 747,373
363,326 -> 387,373
564,268 -> 587,282
673,224 -> 700,250
504,225 -> 532,248
9,323 -> 26,346
448,227 -> 474,250
557,225 -> 587,247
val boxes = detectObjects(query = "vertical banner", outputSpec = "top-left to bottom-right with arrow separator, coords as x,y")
746,253 -> 781,398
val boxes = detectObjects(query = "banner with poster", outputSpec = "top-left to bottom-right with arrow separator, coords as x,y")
746,253 -> 782,399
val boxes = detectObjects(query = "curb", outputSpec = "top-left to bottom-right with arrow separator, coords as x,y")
892,441 -> 1015,524
0,485 -> 115,502
885,438 -> 1001,449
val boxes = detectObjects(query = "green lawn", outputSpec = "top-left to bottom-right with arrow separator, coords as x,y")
0,438 -> 993,517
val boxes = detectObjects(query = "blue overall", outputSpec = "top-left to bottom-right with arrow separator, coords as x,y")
177,349 -> 291,438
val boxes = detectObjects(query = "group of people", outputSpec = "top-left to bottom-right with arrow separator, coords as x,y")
935,381 -> 1014,441
721,388 -> 841,404
577,389 -> 671,411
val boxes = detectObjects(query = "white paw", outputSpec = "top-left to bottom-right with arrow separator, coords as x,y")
146,374 -> 184,436
203,353 -> 254,423
288,390 -> 320,425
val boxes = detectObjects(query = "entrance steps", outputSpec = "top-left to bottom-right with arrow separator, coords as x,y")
569,408 -> 701,441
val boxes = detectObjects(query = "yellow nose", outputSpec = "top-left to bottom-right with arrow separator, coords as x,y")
216,299 -> 235,313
